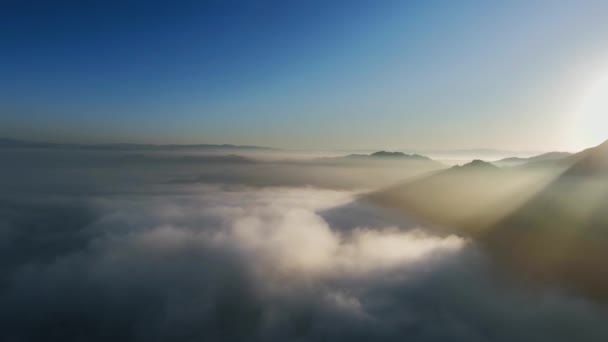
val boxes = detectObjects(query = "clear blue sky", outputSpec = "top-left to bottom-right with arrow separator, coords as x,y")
2,0 -> 608,150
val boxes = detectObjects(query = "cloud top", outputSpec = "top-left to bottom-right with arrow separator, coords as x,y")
1,185 -> 608,341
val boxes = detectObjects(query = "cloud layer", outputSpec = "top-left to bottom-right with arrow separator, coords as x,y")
1,184 -> 608,342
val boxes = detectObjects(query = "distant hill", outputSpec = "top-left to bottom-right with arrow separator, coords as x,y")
368,151 -> 433,161
0,137 -> 273,151
324,151 -> 439,163
451,159 -> 499,171
494,151 -> 572,167
399,148 -> 546,163
369,139 -> 608,301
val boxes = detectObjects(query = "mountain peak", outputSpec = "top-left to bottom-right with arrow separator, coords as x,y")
369,151 -> 433,161
370,151 -> 407,157
452,159 -> 499,171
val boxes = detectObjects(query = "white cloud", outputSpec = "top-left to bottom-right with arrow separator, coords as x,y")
3,184 -> 608,342
124,185 -> 466,277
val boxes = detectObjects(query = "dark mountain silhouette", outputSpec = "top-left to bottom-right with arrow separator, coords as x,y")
371,151 -> 408,157
326,151 -> 438,164
336,151 -> 434,160
451,159 -> 499,171
483,139 -> 608,299
369,151 -> 433,161
370,140 -> 608,301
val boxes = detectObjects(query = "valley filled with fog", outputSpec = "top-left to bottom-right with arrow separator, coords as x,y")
2,145 -> 608,342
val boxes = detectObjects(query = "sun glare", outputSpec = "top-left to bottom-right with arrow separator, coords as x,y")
578,73 -> 608,148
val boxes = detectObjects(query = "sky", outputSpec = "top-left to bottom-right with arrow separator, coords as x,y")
2,0 -> 608,151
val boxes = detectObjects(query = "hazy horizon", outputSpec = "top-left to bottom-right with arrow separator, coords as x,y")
0,134 -> 583,154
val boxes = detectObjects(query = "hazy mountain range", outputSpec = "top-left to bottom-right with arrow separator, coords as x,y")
1,138 -> 564,163
369,139 -> 608,301
493,151 -> 573,167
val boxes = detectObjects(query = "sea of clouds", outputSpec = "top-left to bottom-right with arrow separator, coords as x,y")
1,151 -> 608,341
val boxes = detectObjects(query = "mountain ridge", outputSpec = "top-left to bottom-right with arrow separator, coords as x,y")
369,138 -> 608,301
494,151 -> 572,167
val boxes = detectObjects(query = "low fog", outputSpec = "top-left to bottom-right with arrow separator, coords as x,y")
2,147 -> 608,341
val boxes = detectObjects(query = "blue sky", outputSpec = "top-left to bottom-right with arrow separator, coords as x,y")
2,1 -> 608,150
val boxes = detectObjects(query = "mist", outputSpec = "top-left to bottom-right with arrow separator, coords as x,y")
2,146 -> 608,341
